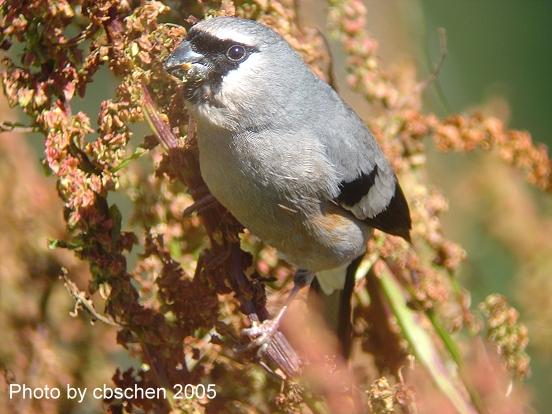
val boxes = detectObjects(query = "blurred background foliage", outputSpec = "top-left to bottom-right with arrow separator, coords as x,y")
418,2 -> 552,411
1,0 -> 551,412
414,1 -> 552,411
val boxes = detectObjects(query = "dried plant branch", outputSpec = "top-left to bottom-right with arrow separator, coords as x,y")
416,27 -> 448,93
59,268 -> 120,327
0,120 -> 37,133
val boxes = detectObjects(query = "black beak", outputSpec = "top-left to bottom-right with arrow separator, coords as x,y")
164,41 -> 204,76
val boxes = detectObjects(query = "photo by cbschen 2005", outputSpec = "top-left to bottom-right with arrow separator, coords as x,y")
164,16 -> 411,356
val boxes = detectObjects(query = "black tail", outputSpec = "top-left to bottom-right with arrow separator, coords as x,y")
309,255 -> 363,358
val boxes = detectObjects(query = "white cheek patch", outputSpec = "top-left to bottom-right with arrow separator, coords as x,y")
221,53 -> 263,91
216,53 -> 265,107
189,54 -> 266,131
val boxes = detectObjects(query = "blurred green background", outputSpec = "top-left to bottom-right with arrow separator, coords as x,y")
419,0 -> 552,141
415,1 -> 552,411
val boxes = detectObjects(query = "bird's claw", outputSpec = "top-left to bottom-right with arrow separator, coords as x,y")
235,316 -> 303,378
241,318 -> 280,352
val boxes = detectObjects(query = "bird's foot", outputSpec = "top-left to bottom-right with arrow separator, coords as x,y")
239,269 -> 314,354
241,306 -> 287,352
236,269 -> 315,376
239,313 -> 303,378
182,193 -> 217,217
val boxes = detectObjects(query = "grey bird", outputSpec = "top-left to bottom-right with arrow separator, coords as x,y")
164,17 -> 411,355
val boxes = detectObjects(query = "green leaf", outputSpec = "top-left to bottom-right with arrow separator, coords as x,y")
48,238 -> 83,251
112,147 -> 147,172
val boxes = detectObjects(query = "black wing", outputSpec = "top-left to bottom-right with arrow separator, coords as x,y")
335,165 -> 412,242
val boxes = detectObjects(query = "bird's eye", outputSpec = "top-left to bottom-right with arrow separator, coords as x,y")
226,45 -> 246,61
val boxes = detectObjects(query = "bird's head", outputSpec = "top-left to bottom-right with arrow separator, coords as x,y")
164,17 -> 307,131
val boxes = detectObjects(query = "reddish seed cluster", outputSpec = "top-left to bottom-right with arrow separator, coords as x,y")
431,114 -> 552,192
480,294 -> 530,379
329,0 -> 401,109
